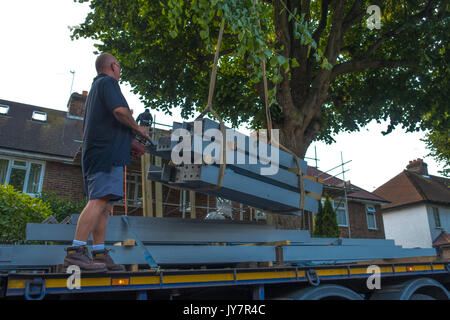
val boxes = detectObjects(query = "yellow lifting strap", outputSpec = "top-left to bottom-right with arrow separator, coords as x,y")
252,0 -> 306,216
164,19 -> 227,194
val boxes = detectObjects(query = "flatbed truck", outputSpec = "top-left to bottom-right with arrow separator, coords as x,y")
1,255 -> 449,300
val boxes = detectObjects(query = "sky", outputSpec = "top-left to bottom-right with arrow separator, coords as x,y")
0,0 -> 445,192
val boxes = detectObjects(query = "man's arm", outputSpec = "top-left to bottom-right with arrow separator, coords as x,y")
113,107 -> 151,141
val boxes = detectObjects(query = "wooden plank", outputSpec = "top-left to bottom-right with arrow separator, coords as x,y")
155,182 -> 163,218
123,239 -> 136,246
141,153 -> 153,217
189,191 -> 196,219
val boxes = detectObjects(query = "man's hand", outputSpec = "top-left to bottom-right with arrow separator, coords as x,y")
135,126 -> 152,142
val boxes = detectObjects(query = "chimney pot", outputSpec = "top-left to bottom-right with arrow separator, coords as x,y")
406,158 -> 428,175
67,92 -> 87,118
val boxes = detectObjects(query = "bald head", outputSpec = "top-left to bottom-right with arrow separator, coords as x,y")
95,53 -> 121,80
95,53 -> 116,73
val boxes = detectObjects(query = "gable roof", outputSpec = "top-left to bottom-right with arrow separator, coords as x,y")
373,170 -> 450,211
433,231 -> 450,248
307,166 -> 389,204
0,99 -> 83,160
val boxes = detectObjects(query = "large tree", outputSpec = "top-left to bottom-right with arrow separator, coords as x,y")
72,0 -> 448,159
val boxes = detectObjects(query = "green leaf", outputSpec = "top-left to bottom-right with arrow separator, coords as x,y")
199,29 -> 209,39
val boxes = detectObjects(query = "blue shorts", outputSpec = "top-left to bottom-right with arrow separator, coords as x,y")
83,166 -> 124,203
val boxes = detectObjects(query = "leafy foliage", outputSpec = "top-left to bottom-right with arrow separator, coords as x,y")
71,0 -> 448,159
313,195 -> 340,238
0,185 -> 52,243
37,191 -> 87,223
422,128 -> 450,177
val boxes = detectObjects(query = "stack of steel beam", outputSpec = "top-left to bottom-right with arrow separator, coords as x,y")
147,118 -> 323,215
0,215 -> 437,269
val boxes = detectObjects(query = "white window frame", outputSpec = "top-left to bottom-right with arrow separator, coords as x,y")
320,197 -> 348,227
366,205 -> 377,230
31,111 -> 47,122
432,207 -> 442,229
333,198 -> 348,227
0,104 -> 9,115
0,156 -> 46,196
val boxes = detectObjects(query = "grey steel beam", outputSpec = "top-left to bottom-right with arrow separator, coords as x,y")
70,214 -> 277,230
183,118 -> 308,171
0,245 -> 276,267
149,164 -> 320,215
0,244 -> 437,269
174,164 -> 318,213
155,119 -> 308,172
26,222 -> 312,244
284,246 -> 437,262
303,238 -> 397,246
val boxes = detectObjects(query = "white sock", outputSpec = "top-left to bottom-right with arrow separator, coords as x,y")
72,240 -> 87,247
93,244 -> 105,251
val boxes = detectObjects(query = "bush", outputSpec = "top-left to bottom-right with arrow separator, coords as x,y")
37,191 -> 86,223
0,184 -> 52,243
313,194 -> 341,238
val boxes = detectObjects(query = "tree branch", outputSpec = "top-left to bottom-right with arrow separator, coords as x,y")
323,0 -> 345,63
358,0 -> 437,58
312,0 -> 331,44
331,59 -> 416,79
342,0 -> 364,35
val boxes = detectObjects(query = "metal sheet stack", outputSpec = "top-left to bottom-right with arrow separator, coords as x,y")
147,118 -> 323,215
0,215 -> 437,269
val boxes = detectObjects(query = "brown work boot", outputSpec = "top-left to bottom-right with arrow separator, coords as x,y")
92,249 -> 125,271
64,246 -> 107,273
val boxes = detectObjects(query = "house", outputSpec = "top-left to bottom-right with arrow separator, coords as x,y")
307,167 -> 389,239
0,94 -> 231,220
0,95 -> 86,202
373,159 -> 450,248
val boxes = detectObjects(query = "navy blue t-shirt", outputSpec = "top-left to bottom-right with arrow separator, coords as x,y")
82,74 -> 133,177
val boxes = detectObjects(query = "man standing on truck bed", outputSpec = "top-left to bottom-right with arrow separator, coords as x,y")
63,53 -> 151,272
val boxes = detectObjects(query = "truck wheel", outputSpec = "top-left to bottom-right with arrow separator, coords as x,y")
409,293 -> 436,300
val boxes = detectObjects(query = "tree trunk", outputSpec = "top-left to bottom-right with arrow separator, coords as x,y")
264,0 -> 345,230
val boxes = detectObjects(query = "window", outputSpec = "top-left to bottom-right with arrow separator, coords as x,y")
366,205 -> 377,230
0,157 -> 45,195
432,207 -> 441,228
32,111 -> 47,122
0,159 -> 8,184
321,197 -> 348,226
0,104 -> 9,115
334,199 -> 348,226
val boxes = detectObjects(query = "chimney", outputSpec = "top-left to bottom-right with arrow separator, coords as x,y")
406,158 -> 428,175
67,91 -> 87,118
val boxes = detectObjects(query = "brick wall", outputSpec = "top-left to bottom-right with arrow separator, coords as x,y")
341,201 -> 385,239
42,161 -> 85,202
67,92 -> 87,118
